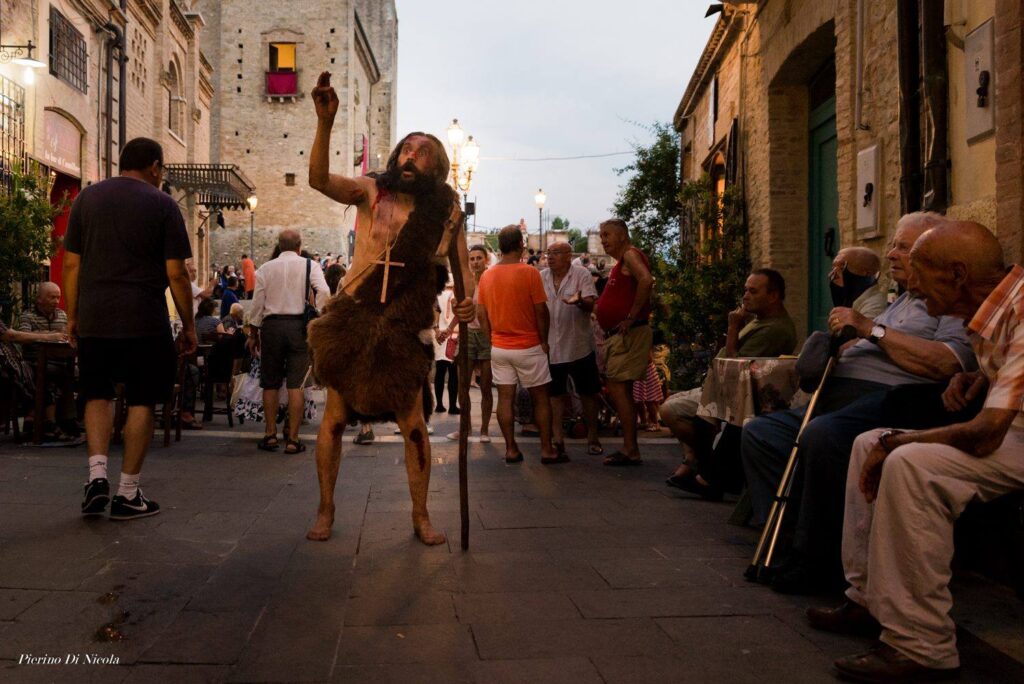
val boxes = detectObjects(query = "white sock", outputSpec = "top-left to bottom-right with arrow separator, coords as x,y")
117,473 -> 140,499
88,455 -> 108,482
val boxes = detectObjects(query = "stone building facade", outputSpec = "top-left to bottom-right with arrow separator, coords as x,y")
674,0 -> 1016,337
197,0 -> 397,267
0,0 -> 219,287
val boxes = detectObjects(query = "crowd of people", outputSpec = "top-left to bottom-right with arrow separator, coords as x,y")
1,123 -> 1019,683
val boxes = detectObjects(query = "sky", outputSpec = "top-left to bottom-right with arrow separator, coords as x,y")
394,0 -> 716,236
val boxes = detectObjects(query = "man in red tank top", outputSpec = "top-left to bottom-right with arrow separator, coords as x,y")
594,219 -> 655,466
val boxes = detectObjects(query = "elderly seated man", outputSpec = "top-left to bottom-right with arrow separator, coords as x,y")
664,268 -> 797,497
809,221 -> 1024,683
830,246 -> 887,318
18,281 -> 78,438
741,212 -> 977,595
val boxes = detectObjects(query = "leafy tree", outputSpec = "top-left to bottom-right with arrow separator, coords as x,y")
0,167 -> 63,323
611,122 -> 749,388
550,216 -> 569,232
566,228 -> 588,253
612,122 -> 682,257
663,177 -> 749,387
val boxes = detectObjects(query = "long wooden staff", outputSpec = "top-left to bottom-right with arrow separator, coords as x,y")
448,215 -> 471,551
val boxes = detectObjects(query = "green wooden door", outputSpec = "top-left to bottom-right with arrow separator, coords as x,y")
808,96 -> 838,334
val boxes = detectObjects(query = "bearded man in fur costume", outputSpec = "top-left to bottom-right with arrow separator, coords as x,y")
305,72 -> 475,545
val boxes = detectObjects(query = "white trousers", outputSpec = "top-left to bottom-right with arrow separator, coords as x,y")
842,427 -> 1024,669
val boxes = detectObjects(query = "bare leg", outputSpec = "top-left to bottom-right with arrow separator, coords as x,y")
606,380 -> 640,459
581,394 -> 602,448
85,399 -> 113,458
286,388 -> 304,441
395,398 -> 446,545
262,388 -> 279,437
550,392 -> 566,445
121,406 -> 155,475
528,384 -> 556,458
477,361 -> 493,437
495,384 -> 519,459
307,388 -> 347,541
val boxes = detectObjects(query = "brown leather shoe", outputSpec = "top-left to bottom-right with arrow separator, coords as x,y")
834,643 -> 960,683
806,600 -> 881,637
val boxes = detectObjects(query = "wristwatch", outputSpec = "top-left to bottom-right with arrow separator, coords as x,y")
868,324 -> 887,345
878,429 -> 903,452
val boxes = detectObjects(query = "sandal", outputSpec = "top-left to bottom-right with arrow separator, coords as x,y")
284,439 -> 306,454
257,434 -> 280,451
541,453 -> 571,465
504,452 -> 524,464
603,451 -> 643,467
587,442 -> 605,456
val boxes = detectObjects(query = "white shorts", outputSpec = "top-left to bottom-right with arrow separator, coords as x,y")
490,345 -> 552,388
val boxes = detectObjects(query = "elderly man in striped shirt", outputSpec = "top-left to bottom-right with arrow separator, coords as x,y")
808,221 -> 1024,683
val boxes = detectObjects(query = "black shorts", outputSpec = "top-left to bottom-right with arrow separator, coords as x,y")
78,334 -> 177,407
260,317 -> 309,390
549,352 -> 601,397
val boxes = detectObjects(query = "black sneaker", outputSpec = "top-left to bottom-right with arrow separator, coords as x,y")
109,490 -> 160,521
81,478 -> 110,516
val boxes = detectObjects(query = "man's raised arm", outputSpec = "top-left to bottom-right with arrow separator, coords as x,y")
308,71 -> 369,206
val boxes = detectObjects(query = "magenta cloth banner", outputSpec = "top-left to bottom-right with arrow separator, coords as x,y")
266,71 -> 297,95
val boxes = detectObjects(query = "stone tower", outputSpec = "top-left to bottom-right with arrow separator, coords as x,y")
197,0 -> 397,264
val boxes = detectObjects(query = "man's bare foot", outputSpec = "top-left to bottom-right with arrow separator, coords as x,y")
306,508 -> 334,541
413,517 -> 447,545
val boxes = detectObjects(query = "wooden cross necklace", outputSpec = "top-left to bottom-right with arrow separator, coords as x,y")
371,234 -> 405,303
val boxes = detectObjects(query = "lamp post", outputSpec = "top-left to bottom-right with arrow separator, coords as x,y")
246,194 -> 258,258
534,188 -> 546,251
446,118 -> 480,210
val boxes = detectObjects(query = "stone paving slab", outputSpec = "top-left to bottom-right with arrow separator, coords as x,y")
0,396 -> 1021,683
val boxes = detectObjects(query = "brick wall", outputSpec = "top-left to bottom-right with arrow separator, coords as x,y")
197,0 -> 397,262
995,0 -> 1024,263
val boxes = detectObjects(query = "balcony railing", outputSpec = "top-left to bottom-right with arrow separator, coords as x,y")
163,163 -> 256,210
266,71 -> 300,101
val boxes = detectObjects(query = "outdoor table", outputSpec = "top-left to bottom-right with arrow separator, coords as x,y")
697,356 -> 800,427
31,340 -> 75,445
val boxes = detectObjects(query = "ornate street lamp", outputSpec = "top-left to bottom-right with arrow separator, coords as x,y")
247,194 -> 258,258
446,118 -> 480,211
534,188 -> 546,251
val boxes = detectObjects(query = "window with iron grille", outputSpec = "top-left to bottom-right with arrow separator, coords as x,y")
49,7 -> 88,93
0,75 -> 27,188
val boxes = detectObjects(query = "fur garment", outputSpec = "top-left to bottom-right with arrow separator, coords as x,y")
307,183 -> 456,422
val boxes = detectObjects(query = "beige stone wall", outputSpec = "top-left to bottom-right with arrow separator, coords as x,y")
945,1 -> 998,231
676,0 -> 1014,338
3,0 -> 213,276
199,0 -> 397,265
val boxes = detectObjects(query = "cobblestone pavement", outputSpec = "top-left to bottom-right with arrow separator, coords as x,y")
1,392 -> 1022,683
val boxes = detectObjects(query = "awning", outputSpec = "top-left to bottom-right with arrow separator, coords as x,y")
163,163 -> 255,210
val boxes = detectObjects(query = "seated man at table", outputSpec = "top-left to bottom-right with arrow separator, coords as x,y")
741,211 -> 977,594
18,281 -> 78,438
664,268 -> 797,495
811,221 -> 1023,683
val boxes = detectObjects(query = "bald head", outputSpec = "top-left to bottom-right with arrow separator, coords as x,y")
36,282 -> 61,315
909,220 -> 1006,319
278,230 -> 302,253
834,247 -> 880,277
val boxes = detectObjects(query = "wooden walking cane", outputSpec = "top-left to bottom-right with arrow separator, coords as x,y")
448,215 -> 471,550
